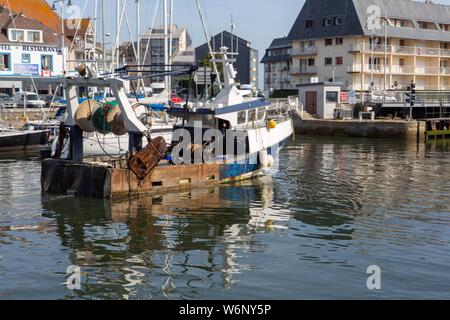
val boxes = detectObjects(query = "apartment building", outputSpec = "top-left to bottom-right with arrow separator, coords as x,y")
287,0 -> 450,91
121,25 -> 192,65
120,24 -> 192,84
261,37 -> 294,93
196,31 -> 259,91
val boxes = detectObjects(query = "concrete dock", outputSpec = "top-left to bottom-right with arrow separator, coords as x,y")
0,108 -> 57,129
294,118 -> 426,141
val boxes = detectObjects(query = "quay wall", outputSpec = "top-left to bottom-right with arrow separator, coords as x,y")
0,109 -> 57,129
294,119 -> 426,141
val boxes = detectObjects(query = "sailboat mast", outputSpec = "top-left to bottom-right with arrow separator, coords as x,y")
136,0 -> 141,66
93,0 -> 98,63
116,0 -> 120,69
195,0 -> 222,89
136,0 -> 143,94
163,0 -> 169,93
168,0 -> 173,95
169,1 -> 173,64
101,0 -> 106,72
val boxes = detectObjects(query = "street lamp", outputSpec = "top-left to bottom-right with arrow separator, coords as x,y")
52,0 -> 73,75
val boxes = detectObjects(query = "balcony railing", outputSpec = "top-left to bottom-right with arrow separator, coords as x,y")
348,64 -> 450,75
350,43 -> 450,57
291,47 -> 318,56
349,83 -> 450,92
290,66 -> 318,75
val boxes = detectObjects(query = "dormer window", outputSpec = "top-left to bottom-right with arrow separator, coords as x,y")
418,21 -> 437,30
9,29 -> 24,42
27,31 -> 42,43
8,28 -> 42,43
323,17 -> 333,27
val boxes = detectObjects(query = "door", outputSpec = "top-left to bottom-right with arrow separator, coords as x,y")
305,91 -> 317,115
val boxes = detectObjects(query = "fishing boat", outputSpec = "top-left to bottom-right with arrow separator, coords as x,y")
167,47 -> 295,178
41,47 -> 298,198
0,106 -> 50,152
0,127 -> 50,152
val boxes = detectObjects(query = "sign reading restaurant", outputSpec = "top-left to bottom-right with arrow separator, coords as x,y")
0,44 -> 58,52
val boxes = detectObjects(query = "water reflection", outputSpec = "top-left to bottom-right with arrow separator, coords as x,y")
41,177 -> 293,299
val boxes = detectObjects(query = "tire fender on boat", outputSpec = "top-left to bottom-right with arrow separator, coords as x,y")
259,150 -> 274,169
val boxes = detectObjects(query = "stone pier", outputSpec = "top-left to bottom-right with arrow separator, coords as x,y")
294,119 -> 425,141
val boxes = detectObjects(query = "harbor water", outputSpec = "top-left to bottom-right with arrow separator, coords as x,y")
1,137 -> 450,299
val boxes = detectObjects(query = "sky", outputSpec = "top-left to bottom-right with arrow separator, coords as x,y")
47,0 -> 304,88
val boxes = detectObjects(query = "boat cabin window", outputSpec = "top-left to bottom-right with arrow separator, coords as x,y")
258,108 -> 266,120
218,119 -> 231,132
238,111 -> 247,124
248,109 -> 257,122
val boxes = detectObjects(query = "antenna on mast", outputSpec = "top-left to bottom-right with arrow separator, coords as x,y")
195,0 -> 222,89
230,14 -> 235,53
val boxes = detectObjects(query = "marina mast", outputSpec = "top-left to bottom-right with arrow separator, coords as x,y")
195,0 -> 222,90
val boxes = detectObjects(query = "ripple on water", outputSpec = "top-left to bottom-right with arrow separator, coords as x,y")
1,138 -> 450,299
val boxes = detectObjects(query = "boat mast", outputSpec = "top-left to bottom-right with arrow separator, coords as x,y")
230,14 -> 233,53
116,0 -> 120,69
168,0 -> 173,95
101,0 -> 106,73
195,0 -> 222,90
93,0 -> 98,64
136,0 -> 144,94
163,0 -> 170,95
136,0 -> 141,67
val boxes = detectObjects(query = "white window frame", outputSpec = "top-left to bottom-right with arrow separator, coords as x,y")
8,29 -> 25,42
8,28 -> 43,43
27,30 -> 43,43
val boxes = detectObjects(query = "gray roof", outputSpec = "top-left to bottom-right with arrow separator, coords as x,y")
287,0 -> 364,40
267,37 -> 291,50
261,37 -> 291,64
287,0 -> 450,42
260,54 -> 291,64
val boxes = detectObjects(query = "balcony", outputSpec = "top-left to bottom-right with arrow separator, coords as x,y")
348,64 -> 450,75
290,66 -> 318,75
291,47 -> 318,56
349,43 -> 450,57
347,64 -> 386,73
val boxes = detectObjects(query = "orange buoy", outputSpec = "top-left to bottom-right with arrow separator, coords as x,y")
267,120 -> 277,129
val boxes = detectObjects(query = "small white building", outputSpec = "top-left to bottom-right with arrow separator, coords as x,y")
0,6 -> 65,95
298,82 -> 342,119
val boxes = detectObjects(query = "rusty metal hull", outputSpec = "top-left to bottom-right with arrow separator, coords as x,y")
41,159 -> 263,199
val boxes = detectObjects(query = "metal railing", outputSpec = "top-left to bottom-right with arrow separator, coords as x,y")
268,96 -> 304,119
351,43 -> 450,57
290,66 -> 318,75
359,91 -> 450,105
291,47 -> 318,56
348,64 -> 450,75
